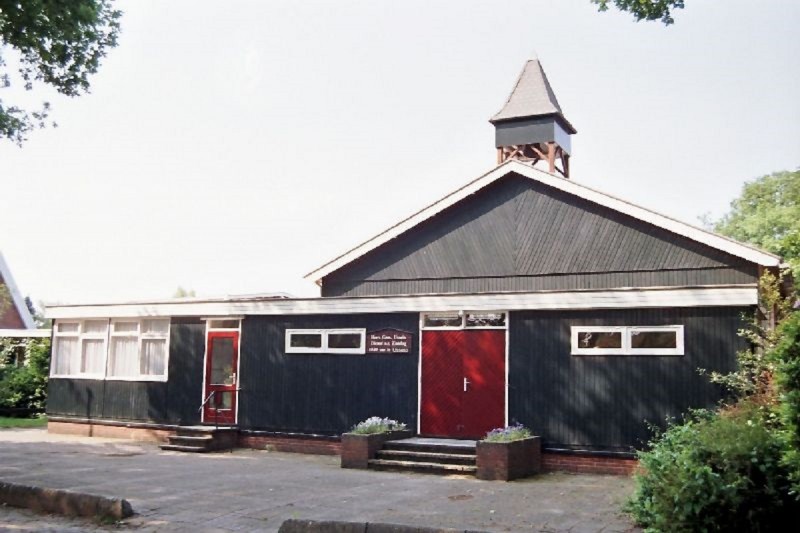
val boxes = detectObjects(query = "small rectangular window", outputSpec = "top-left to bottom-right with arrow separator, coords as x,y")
422,313 -> 463,328
328,333 -> 362,349
571,325 -> 684,356
285,329 -> 366,354
57,322 -> 79,334
113,321 -> 138,334
465,312 -> 506,328
631,330 -> 677,349
289,332 -> 323,349
577,330 -> 622,350
208,319 -> 240,330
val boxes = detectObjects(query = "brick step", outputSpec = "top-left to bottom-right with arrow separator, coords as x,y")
383,442 -> 476,456
159,444 -> 209,453
375,449 -> 476,465
368,459 -> 477,475
167,435 -> 213,448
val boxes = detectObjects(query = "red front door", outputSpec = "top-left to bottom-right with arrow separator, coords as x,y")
420,329 -> 505,438
203,331 -> 239,425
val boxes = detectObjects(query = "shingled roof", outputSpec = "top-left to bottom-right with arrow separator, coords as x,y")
490,57 -> 576,133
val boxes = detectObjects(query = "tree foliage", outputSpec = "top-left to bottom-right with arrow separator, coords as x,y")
0,0 -> 122,144
714,170 -> 800,276
590,0 -> 685,25
0,337 -> 50,410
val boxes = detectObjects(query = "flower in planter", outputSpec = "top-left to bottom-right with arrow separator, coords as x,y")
483,423 -> 533,443
350,416 -> 408,435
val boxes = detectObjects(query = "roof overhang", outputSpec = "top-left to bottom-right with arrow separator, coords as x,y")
304,160 -> 781,284
0,252 -> 36,329
44,285 -> 758,320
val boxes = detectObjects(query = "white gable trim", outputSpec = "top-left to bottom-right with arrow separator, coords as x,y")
0,252 -> 36,329
45,285 -> 757,320
304,160 -> 780,283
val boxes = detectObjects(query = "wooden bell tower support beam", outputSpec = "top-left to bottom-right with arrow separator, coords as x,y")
497,141 -> 570,178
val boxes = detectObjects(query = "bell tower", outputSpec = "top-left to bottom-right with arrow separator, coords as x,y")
490,56 -> 576,178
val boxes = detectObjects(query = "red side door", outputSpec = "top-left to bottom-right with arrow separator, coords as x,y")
421,329 -> 505,438
203,331 -> 239,425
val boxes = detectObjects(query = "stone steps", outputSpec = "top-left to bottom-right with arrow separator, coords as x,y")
370,439 -> 478,476
159,426 -> 239,453
368,458 -> 477,475
375,449 -> 476,466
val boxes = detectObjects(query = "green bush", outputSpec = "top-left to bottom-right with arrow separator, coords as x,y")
772,312 -> 800,495
627,404 -> 797,532
0,338 -> 50,410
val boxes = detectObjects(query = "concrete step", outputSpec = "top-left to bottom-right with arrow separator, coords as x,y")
159,444 -> 209,453
175,426 -> 237,437
167,435 -> 213,448
383,441 -> 476,456
375,449 -> 476,465
368,459 -> 477,475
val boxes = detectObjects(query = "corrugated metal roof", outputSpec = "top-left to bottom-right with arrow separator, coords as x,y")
490,58 -> 576,133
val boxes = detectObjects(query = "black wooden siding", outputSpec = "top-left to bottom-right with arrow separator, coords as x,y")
47,319 -> 205,424
322,173 -> 758,297
508,307 -> 747,451
238,313 -> 419,435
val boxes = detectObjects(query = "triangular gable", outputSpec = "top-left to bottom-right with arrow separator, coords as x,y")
305,160 -> 780,284
0,252 -> 35,329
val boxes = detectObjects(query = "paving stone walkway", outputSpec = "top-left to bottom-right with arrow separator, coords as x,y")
0,428 -> 640,532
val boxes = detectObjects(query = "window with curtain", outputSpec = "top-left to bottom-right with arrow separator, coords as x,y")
51,320 -> 108,378
108,318 -> 170,380
52,318 -> 171,381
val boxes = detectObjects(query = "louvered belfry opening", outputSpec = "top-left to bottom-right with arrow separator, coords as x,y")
491,57 -> 576,178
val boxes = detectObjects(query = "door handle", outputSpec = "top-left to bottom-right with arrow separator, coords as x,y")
232,372 -> 237,385
464,377 -> 470,392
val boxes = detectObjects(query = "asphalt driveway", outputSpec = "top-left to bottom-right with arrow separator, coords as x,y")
0,428 -> 638,532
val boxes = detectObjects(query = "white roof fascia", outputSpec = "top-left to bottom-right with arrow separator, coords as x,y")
0,252 -> 36,329
44,285 -> 757,320
304,160 -> 780,283
0,328 -> 51,338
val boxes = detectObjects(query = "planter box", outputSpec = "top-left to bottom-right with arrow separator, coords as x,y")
340,429 -> 414,469
476,436 -> 541,481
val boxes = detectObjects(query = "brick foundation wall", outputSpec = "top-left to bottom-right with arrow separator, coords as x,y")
239,434 -> 341,455
48,421 -> 174,443
542,451 -> 638,476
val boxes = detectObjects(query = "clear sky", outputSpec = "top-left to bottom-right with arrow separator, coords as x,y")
1,0 -> 798,307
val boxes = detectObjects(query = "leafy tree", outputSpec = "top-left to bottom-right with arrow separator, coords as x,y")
0,284 -> 10,315
173,286 -> 197,298
714,170 -> 800,276
0,0 -> 122,144
590,0 -> 685,25
0,337 -> 50,411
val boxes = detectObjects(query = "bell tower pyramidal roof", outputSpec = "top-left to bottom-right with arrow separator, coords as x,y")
490,56 -> 576,177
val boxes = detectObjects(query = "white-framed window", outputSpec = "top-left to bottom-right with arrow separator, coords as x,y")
285,328 -> 366,354
571,325 -> 684,356
421,311 -> 507,330
51,318 -> 171,381
52,320 -> 109,379
108,318 -> 171,381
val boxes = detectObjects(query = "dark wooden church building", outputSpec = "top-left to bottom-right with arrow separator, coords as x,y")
45,57 -> 784,466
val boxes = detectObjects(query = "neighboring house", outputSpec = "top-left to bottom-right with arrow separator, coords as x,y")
0,251 -> 50,368
0,251 -> 36,330
43,58 -> 789,463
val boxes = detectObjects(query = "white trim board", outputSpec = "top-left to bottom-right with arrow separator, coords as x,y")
0,252 -> 36,329
45,285 -> 758,319
304,160 -> 780,283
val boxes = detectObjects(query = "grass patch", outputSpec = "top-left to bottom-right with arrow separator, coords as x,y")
0,416 -> 47,429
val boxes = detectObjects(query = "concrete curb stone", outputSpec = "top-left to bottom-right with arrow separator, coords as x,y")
0,480 -> 133,520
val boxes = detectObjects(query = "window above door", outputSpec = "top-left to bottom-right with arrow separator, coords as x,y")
421,311 -> 507,330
